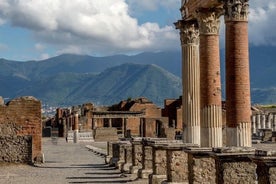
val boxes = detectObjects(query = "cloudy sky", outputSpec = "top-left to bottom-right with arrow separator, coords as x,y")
0,0 -> 275,61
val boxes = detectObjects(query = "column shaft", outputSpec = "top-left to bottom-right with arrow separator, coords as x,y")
175,20 -> 200,146
224,0 -> 251,146
197,9 -> 223,147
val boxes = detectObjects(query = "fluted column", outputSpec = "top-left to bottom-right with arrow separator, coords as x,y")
223,0 -> 251,147
175,20 -> 201,146
251,115 -> 256,134
197,8 -> 223,147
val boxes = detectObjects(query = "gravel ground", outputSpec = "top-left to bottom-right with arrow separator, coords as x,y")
0,138 -> 146,184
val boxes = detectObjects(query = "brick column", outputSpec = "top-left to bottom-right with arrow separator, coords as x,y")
197,8 -> 223,147
223,0 -> 252,146
175,20 -> 201,146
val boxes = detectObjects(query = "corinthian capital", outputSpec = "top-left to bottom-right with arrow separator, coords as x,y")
196,8 -> 223,35
175,20 -> 199,45
222,0 -> 249,21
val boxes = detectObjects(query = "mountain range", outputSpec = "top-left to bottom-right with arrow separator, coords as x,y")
0,46 -> 275,106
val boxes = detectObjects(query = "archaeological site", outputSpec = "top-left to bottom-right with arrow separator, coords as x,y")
1,0 -> 276,184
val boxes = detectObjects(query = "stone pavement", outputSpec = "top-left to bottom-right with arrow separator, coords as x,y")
0,138 -> 146,184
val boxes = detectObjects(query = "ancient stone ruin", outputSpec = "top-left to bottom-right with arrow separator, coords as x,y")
176,0 -> 251,147
0,96 -> 43,163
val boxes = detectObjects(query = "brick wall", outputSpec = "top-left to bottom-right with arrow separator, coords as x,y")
0,96 -> 42,162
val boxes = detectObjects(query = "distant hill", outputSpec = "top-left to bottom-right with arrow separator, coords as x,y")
0,46 -> 276,106
0,62 -> 181,106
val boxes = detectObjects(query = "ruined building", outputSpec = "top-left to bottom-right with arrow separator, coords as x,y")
0,96 -> 43,163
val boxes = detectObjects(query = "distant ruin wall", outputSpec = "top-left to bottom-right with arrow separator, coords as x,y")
0,136 -> 32,163
0,96 -> 42,162
94,127 -> 118,141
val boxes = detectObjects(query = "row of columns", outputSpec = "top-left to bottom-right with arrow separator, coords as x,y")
176,0 -> 251,147
252,114 -> 276,134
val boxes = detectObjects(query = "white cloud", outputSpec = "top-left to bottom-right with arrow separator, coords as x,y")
0,0 -> 179,56
249,0 -> 276,46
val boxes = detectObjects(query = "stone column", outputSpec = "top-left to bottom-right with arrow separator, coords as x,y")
223,0 -> 252,147
257,114 -> 261,130
74,113 -> 79,143
175,20 -> 201,146
197,8 -> 223,147
261,114 -> 266,129
109,118 -> 112,127
273,115 -> 276,131
251,115 -> 256,134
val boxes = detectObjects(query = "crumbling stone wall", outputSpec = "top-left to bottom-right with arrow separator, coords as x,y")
0,136 -> 32,163
0,96 -> 42,162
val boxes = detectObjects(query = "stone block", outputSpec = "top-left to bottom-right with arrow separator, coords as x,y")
214,147 -> 257,184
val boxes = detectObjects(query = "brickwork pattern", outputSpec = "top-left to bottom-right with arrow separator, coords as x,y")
225,21 -> 251,127
0,96 -> 41,161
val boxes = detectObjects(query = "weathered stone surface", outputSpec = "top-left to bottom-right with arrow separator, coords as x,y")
191,156 -> 216,183
219,161 -> 257,183
0,136 -> 32,163
94,127 -> 118,141
167,150 -> 189,182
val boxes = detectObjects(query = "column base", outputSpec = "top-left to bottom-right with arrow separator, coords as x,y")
105,156 -> 112,164
226,124 -> 251,147
201,127 -> 222,147
138,168 -> 153,179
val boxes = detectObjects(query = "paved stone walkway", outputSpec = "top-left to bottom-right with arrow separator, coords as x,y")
0,138 -> 146,184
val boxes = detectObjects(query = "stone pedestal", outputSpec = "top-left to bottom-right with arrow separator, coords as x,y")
149,144 -> 168,184
122,142 -> 132,173
105,141 -> 115,164
138,138 -> 168,179
130,137 -> 143,175
187,148 -> 214,184
213,147 -> 256,183
253,150 -> 276,183
116,141 -> 130,170
138,141 -> 154,179
164,144 -> 198,184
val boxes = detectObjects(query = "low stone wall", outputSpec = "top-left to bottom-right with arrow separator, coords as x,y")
94,127 -> 118,142
67,131 -> 94,143
0,136 -> 32,163
106,138 -> 276,184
